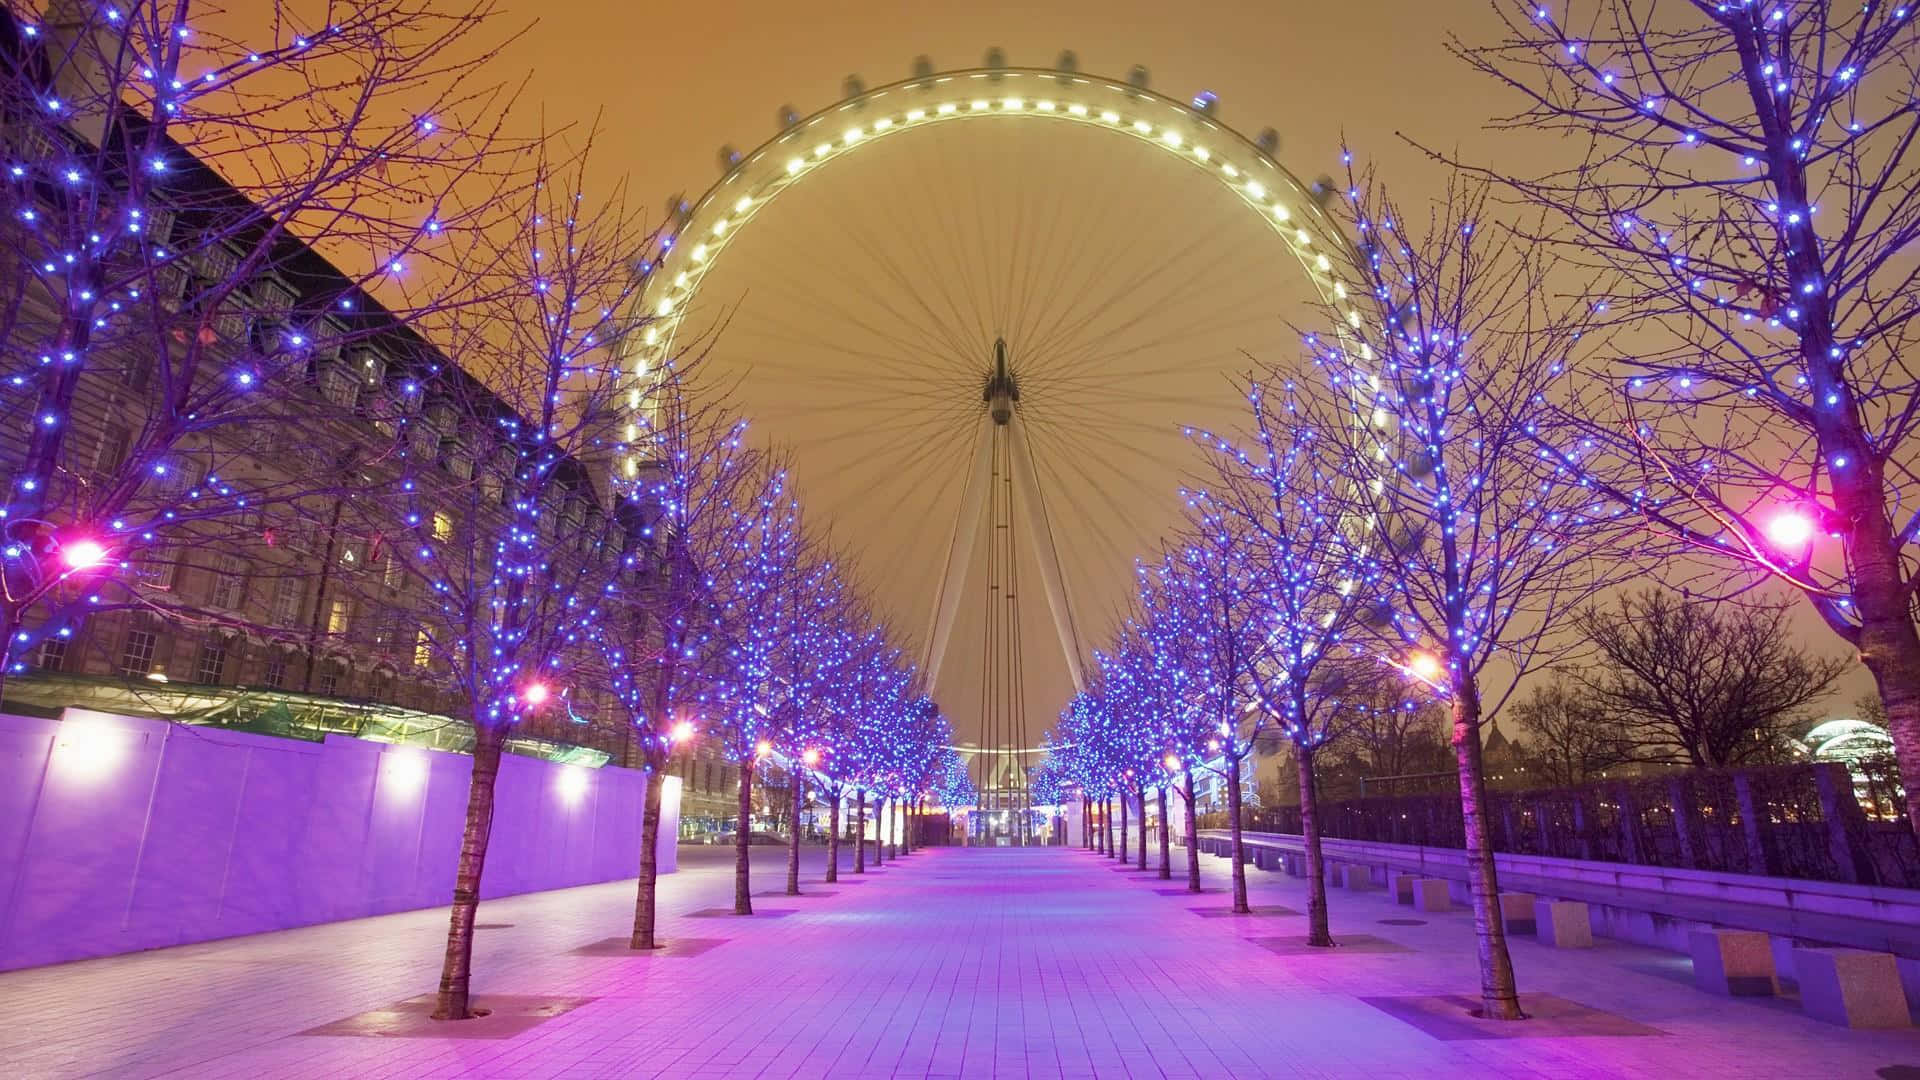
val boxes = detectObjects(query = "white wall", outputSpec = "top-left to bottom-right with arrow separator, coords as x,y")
0,709 -> 677,971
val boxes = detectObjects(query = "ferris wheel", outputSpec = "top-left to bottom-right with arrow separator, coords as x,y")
620,52 -> 1366,832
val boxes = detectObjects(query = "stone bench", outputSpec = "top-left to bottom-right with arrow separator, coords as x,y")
1793,947 -> 1910,1028
1344,865 -> 1375,891
1410,878 -> 1451,913
1499,893 -> 1536,936
1690,929 -> 1777,997
1537,901 -> 1592,948
1394,874 -> 1421,905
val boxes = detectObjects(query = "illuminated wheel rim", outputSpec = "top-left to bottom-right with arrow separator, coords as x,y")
619,65 -> 1365,460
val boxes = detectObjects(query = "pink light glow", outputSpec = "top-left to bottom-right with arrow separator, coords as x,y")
802,748 -> 821,766
1764,508 -> 1817,552
671,720 -> 695,743
523,682 -> 551,707
60,538 -> 107,571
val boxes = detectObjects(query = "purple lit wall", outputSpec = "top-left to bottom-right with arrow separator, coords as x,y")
0,709 -> 679,972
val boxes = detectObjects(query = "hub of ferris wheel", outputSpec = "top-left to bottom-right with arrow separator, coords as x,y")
982,337 -> 1019,426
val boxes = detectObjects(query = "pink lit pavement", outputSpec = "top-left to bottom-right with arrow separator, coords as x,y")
3,844 -> 1919,1078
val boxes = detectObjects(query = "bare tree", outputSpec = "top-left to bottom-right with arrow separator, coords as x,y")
364,146 -> 642,1021
1304,168 -> 1631,1019
1455,0 -> 1920,836
1510,678 -> 1634,787
1575,589 -> 1847,768
597,389 -> 761,949
1193,382 -> 1381,947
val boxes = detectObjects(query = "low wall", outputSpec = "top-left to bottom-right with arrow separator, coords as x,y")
0,709 -> 679,971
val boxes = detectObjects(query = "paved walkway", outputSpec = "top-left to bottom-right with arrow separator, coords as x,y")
4,843 -> 1919,1078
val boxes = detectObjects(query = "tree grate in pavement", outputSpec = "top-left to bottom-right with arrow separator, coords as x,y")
569,937 -> 730,958
1359,993 -> 1665,1040
300,994 -> 596,1040
682,907 -> 798,918
1190,905 -> 1300,918
1250,934 -> 1412,955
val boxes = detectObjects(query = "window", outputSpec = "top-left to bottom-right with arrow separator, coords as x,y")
413,628 -> 433,669
337,540 -> 362,569
263,651 -> 288,689
123,354 -> 152,393
319,361 -> 359,408
195,639 -> 229,685
703,761 -> 714,794
327,598 -> 351,636
145,547 -> 177,589
316,662 -> 341,697
93,422 -> 131,474
207,555 -> 244,609
118,626 -> 157,678
270,576 -> 304,626
432,511 -> 453,541
382,550 -> 403,589
36,637 -> 68,672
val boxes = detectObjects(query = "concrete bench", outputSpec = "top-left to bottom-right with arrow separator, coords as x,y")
1394,874 -> 1421,905
1344,865 -> 1375,891
1411,878 -> 1451,913
1498,893 -> 1536,936
1537,901 -> 1593,948
1284,853 -> 1306,878
1690,929 -> 1777,997
1793,947 -> 1910,1028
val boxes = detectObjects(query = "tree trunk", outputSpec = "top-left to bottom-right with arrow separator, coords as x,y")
1226,755 -> 1250,914
1183,767 -> 1201,893
434,725 -> 505,1020
855,791 -> 867,873
1082,795 -> 1091,848
1157,784 -> 1171,879
1135,789 -> 1147,869
629,758 -> 667,949
786,767 -> 803,896
1853,576 -> 1920,844
1118,789 -> 1129,863
875,798 -> 887,865
1453,683 -> 1523,1019
826,791 -> 840,883
1299,743 -> 1332,948
735,758 -> 754,915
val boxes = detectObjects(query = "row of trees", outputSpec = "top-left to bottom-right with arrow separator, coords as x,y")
0,1 -> 966,1023
1044,0 -> 1920,1023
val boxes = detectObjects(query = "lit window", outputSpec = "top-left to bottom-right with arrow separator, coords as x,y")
327,598 -> 351,636
432,511 -> 452,540
118,626 -> 157,678
413,628 -> 433,669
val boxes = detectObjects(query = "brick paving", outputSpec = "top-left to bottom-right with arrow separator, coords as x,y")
3,843 -> 1919,1078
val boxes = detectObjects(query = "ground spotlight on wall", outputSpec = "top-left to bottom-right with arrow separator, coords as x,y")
50,713 -> 129,784
556,764 -> 591,805
382,747 -> 431,797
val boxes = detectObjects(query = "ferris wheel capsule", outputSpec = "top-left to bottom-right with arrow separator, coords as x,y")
842,74 -> 866,101
1256,128 -> 1280,156
776,104 -> 800,130
912,55 -> 935,83
1309,175 -> 1336,206
1055,50 -> 1078,77
1127,65 -> 1151,91
717,144 -> 742,173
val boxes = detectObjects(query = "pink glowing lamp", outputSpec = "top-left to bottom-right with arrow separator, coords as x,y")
59,537 -> 107,572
